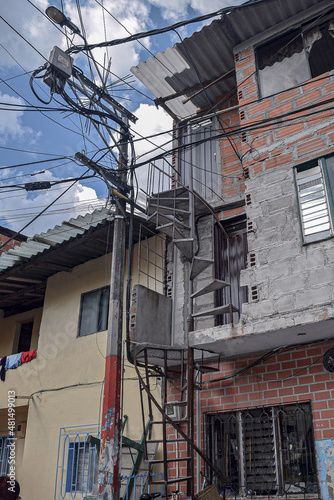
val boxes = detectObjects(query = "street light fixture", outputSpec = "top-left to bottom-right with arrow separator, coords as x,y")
45,6 -> 81,35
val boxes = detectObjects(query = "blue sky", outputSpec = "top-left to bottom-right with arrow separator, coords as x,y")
0,0 -> 243,235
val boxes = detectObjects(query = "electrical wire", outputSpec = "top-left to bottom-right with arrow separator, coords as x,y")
0,16 -> 48,62
0,156 -> 70,171
66,1 -> 270,55
0,174 -> 96,191
126,96 -> 334,171
0,169 -> 91,249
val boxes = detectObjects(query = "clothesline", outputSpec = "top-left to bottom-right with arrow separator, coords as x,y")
0,350 -> 37,382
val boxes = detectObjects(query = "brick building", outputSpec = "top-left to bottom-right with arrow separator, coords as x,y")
0,226 -> 27,254
131,0 -> 334,498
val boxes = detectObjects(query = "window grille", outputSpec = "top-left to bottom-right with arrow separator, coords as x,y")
55,425 -> 101,500
205,402 -> 318,498
0,436 -> 10,476
66,441 -> 99,495
54,425 -> 164,500
295,155 -> 334,243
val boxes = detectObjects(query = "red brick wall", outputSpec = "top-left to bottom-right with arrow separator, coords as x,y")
218,95 -> 246,203
234,47 -> 334,177
166,340 -> 334,492
0,234 -> 22,254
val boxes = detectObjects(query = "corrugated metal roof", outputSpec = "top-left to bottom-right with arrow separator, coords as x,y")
131,0 -> 330,120
0,206 -> 114,273
0,206 -> 153,316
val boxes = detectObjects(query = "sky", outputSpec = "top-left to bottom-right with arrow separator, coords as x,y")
0,0 -> 244,236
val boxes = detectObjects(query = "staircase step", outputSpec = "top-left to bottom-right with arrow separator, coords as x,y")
149,457 -> 191,464
190,257 -> 214,279
169,401 -> 187,406
148,211 -> 190,230
167,476 -> 192,484
156,223 -> 186,239
146,438 -> 187,443
149,203 -> 190,216
173,238 -> 194,261
197,365 -> 220,373
150,419 -> 188,424
191,279 -> 230,298
150,476 -> 192,486
192,304 -> 239,318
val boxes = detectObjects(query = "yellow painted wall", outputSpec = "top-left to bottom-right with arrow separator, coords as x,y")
0,235 -> 164,500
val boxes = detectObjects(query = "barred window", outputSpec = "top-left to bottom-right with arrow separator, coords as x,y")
0,436 -> 10,475
66,440 -> 99,495
205,402 -> 318,497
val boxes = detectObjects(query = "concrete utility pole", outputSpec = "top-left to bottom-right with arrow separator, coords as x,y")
99,123 -> 128,500
30,8 -> 138,500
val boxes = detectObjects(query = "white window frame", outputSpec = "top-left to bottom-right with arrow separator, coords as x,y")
295,155 -> 334,244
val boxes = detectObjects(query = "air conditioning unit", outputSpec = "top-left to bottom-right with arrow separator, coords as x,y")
165,404 -> 185,421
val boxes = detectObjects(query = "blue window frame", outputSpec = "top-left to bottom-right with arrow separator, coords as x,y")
65,440 -> 99,494
0,436 -> 10,475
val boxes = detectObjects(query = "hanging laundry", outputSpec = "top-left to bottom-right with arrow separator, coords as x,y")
0,357 -> 7,382
5,353 -> 22,370
0,349 -> 37,382
21,349 -> 37,363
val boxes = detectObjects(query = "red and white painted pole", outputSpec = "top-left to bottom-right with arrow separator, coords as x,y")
99,122 -> 129,500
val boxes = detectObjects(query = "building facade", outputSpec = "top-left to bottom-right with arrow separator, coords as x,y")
131,0 -> 334,498
0,208 -> 164,500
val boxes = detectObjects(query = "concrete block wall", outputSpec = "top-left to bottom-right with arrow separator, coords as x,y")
166,340 -> 334,497
233,44 -> 334,331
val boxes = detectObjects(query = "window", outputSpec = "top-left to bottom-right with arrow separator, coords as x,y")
78,286 -> 109,336
178,119 -> 220,201
295,155 -> 334,243
16,321 -> 33,353
0,436 -> 10,475
257,15 -> 334,97
214,216 -> 248,325
65,440 -> 99,495
205,403 -> 318,497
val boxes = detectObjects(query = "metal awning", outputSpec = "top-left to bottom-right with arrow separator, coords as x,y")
0,207 -> 153,317
131,0 -> 330,120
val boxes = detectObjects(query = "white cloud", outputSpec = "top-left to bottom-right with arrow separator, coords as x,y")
0,0 -> 59,71
147,0 -> 245,21
133,103 -> 172,158
62,0 -> 151,79
0,171 -> 104,235
131,103 -> 172,196
0,92 -> 40,145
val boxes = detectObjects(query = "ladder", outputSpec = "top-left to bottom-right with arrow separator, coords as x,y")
133,345 -> 226,499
